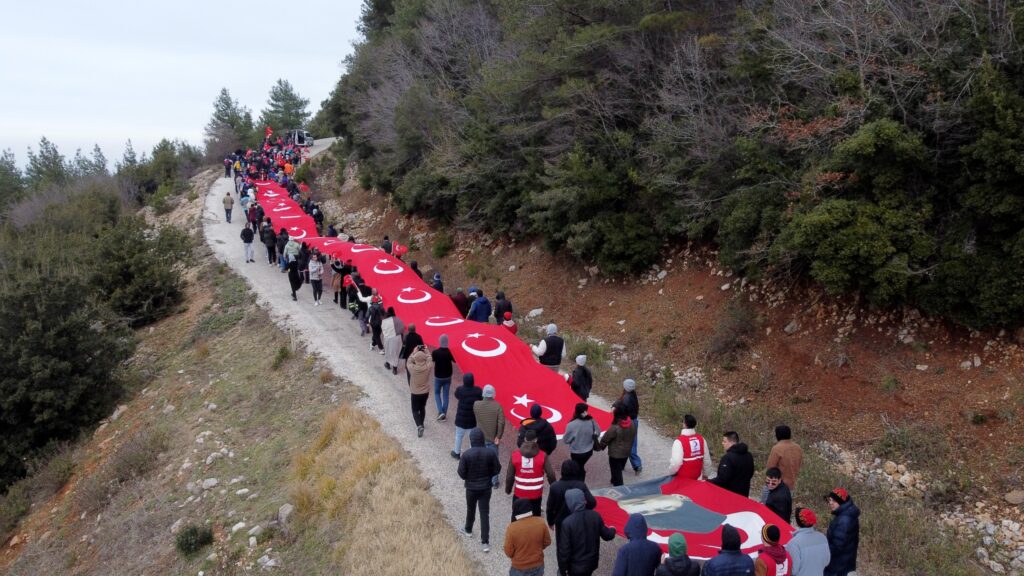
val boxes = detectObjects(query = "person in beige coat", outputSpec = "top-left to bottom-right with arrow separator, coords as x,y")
767,424 -> 803,491
407,344 -> 434,437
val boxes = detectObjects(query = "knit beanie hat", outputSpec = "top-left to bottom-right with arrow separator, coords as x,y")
796,507 -> 817,528
761,524 -> 780,546
721,524 -> 741,551
482,384 -> 495,398
546,323 -> 557,335
530,403 -> 542,418
623,378 -> 636,392
827,488 -> 850,504
576,354 -> 587,366
668,533 -> 688,558
439,334 -> 449,348
504,311 -> 512,320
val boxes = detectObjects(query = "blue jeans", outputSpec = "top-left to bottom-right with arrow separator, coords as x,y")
629,418 -> 642,471
434,377 -> 451,415
509,566 -> 543,576
224,208 -> 232,223
485,441 -> 500,486
454,426 -> 470,455
278,253 -> 287,271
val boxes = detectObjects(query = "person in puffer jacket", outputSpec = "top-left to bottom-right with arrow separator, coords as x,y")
655,533 -> 700,576
406,344 -> 433,437
452,373 -> 483,458
611,513 -> 663,576
556,489 -> 615,576
458,427 -> 501,553
517,403 -> 558,456
825,489 -> 860,576
702,524 -> 753,576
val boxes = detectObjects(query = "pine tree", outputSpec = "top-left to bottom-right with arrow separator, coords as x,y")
204,88 -> 255,158
258,79 -> 310,136
72,144 -> 109,178
0,149 -> 24,211
25,137 -> 69,191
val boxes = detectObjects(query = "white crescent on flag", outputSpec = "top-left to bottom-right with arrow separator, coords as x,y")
396,288 -> 432,304
461,333 -> 508,358
425,316 -> 465,327
373,260 -> 404,275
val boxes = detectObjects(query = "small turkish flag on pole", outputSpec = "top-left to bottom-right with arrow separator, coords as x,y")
265,126 -> 273,137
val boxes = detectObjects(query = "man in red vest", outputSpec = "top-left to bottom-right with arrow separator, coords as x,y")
667,414 -> 714,480
505,429 -> 556,517
754,524 -> 792,576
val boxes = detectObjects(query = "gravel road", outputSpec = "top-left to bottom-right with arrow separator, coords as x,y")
203,140 -> 676,575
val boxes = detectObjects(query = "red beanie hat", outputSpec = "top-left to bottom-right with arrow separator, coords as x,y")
504,311 -> 512,320
796,507 -> 817,527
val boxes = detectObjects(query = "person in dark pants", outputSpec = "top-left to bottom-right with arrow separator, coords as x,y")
557,488 -> 616,576
506,430 -> 556,518
261,224 -> 277,264
709,431 -> 755,497
762,467 -> 793,525
825,488 -> 860,576
406,344 -> 433,437
286,259 -> 302,301
618,379 -> 642,474
597,404 -> 636,487
458,428 -> 501,553
546,460 -> 597,575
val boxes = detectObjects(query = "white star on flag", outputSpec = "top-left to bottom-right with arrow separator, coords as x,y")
513,394 -> 531,407
378,259 -> 389,263
402,287 -> 414,292
290,227 -> 299,231
467,333 -> 482,338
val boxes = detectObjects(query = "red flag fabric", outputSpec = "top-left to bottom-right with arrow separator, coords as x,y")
253,182 -> 318,239
265,126 -> 273,137
392,242 -> 408,258
593,475 -> 794,560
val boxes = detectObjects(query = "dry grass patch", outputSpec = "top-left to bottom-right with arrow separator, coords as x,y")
290,406 -> 478,576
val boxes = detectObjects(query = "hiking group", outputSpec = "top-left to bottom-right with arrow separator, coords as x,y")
221,139 -> 862,576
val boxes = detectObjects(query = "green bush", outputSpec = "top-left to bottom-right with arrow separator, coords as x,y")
175,524 -> 214,556
293,161 -> 312,185
271,345 -> 292,370
432,233 -> 454,259
0,481 -> 30,544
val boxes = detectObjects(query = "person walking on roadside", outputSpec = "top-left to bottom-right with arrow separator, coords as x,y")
562,403 -> 600,479
547,459 -> 597,575
473,384 -> 505,487
787,508 -> 830,576
399,322 -> 424,378
506,429 -> 556,518
240,223 -> 255,263
286,258 -> 302,301
655,533 -> 700,576
516,403 -> 557,456
532,323 -> 565,371
275,228 -> 289,271
432,334 -> 457,421
381,235 -> 392,254
710,431 -> 755,497
494,290 -> 513,324
611,513 -> 662,576
597,404 -> 636,487
618,378 -> 643,475
451,287 -> 471,318
767,424 -> 804,492
367,293 -> 385,350
308,250 -> 325,306
556,488 -> 616,576
467,288 -> 493,323
667,414 -> 713,480
354,280 -> 373,337
452,373 -> 483,458
505,497 -> 551,576
223,192 -> 234,223
568,355 -> 593,401
223,155 -> 233,178
382,308 -> 405,374
703,524 -> 753,576
754,524 -> 792,576
431,272 -> 444,293
330,257 -> 346,306
458,427 -> 501,554
824,489 -> 860,576
407,344 -> 433,437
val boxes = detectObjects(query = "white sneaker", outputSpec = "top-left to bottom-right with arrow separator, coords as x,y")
482,543 -> 490,553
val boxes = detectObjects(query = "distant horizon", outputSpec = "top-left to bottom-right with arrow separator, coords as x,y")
0,1 -> 362,169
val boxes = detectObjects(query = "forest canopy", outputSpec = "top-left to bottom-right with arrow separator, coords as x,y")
317,0 -> 1024,328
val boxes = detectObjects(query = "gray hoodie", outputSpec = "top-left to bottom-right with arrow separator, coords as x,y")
566,488 -> 586,513
786,526 -> 831,576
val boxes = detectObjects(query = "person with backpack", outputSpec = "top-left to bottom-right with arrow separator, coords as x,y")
505,429 -> 556,518
568,355 -> 593,401
240,223 -> 255,263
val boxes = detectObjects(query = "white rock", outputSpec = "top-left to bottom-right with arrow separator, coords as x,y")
657,270 -> 668,280
231,522 -> 246,534
110,405 -> 128,422
278,503 -> 294,524
248,525 -> 263,537
205,452 -> 223,465
784,320 -> 800,335
960,360 -> 973,371
201,478 -> 219,490
207,403 -> 218,411
527,308 -> 544,318
170,519 -> 184,534
617,320 -> 626,325
974,355 -> 982,367
916,365 -> 929,371
206,552 -> 218,562
508,265 -> 516,272
236,488 -> 250,496
695,295 -> 704,301
249,536 -> 257,548
720,283 -> 731,291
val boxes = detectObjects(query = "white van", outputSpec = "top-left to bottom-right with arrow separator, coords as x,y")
285,129 -> 314,147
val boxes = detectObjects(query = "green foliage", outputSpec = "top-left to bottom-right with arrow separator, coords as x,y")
271,345 -> 292,370
318,0 -> 1024,327
293,162 -> 313,185
707,302 -> 757,360
175,524 -> 214,556
431,232 -> 454,259
258,79 -> 310,135
204,87 -> 257,159
0,481 -> 30,543
0,149 -> 24,211
881,374 -> 900,393
25,137 -> 70,191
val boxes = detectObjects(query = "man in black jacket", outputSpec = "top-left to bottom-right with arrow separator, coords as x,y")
517,403 -> 557,455
546,461 -> 597,575
762,467 -> 793,525
557,488 -> 615,576
458,427 -> 501,553
709,431 -> 755,497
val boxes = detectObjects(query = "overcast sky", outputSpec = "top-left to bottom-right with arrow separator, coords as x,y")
0,0 -> 362,168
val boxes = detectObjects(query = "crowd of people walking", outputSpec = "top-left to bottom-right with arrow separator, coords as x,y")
222,141 -> 862,576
